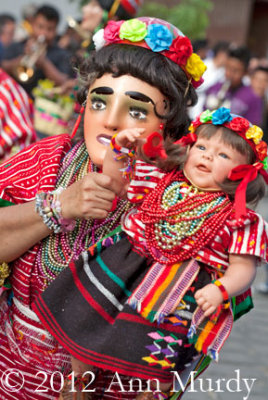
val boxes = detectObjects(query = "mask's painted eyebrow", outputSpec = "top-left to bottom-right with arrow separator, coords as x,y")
90,87 -> 114,95
125,91 -> 155,105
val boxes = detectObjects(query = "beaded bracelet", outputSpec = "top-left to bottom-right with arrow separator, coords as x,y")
212,279 -> 230,308
35,187 -> 76,234
51,187 -> 76,232
110,133 -> 136,160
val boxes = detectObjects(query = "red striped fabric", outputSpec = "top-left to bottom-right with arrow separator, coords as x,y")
0,69 -> 36,160
0,135 -> 72,399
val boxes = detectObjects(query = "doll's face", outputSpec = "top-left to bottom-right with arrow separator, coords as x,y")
184,130 -> 248,190
84,73 -> 167,167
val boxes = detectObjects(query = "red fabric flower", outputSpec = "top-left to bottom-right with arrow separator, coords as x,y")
164,36 -> 193,66
192,77 -> 204,88
256,140 -> 268,161
192,116 -> 201,128
103,20 -> 123,43
228,117 -> 250,134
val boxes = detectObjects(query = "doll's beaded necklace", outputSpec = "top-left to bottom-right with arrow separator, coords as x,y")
35,140 -> 130,289
140,170 -> 233,264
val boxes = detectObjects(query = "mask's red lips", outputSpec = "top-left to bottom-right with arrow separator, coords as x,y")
96,134 -> 112,146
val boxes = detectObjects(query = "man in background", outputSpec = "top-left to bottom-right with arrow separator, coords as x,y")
189,41 -> 229,119
0,14 -> 16,48
2,5 -> 73,97
204,46 -> 263,125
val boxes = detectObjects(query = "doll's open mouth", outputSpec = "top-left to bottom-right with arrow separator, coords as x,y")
197,164 -> 210,172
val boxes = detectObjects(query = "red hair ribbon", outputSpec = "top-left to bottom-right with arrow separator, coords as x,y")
228,162 -> 268,219
174,132 -> 197,146
142,131 -> 167,159
70,106 -> 85,139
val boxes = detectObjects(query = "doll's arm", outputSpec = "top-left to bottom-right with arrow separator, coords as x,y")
103,128 -> 144,196
195,254 -> 256,317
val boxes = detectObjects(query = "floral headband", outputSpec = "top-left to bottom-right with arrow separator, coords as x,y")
176,107 -> 268,219
92,17 -> 207,88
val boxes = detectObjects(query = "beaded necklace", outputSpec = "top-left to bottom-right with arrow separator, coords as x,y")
140,170 -> 233,264
35,140 -> 130,289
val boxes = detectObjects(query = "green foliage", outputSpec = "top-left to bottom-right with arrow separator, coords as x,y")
69,0 -> 88,6
68,0 -> 213,39
138,0 -> 214,40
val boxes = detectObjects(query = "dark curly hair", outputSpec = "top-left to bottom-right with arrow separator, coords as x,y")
75,43 -> 197,141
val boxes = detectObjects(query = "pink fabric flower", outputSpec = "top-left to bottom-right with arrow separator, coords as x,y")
104,20 -> 124,43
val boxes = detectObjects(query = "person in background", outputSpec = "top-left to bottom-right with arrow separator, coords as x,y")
81,0 -> 143,36
59,0 -> 143,96
204,46 -> 263,125
250,65 -> 268,295
250,66 -> 268,136
192,38 -> 209,60
0,14 -> 16,48
14,3 -> 37,42
2,5 -> 74,97
189,41 -> 230,119
250,66 -> 268,99
0,68 -> 37,160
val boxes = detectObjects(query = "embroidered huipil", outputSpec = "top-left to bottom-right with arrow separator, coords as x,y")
123,160 -> 268,271
0,135 -> 72,400
123,160 -> 268,359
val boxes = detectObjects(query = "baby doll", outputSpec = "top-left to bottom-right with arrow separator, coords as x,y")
34,107 -> 268,399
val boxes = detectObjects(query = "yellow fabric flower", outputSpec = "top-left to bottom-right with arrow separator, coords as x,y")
119,19 -> 147,42
188,123 -> 195,133
246,125 -> 263,144
185,53 -> 207,81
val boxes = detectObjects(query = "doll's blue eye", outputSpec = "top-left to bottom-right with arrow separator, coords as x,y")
197,144 -> 205,150
219,153 -> 229,159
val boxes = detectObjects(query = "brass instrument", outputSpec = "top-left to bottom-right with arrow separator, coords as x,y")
15,35 -> 47,83
66,16 -> 92,48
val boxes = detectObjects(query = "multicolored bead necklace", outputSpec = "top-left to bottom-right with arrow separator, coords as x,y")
140,170 -> 233,264
34,140 -> 130,289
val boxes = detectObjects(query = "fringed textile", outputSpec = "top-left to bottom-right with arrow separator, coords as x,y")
128,259 -> 200,323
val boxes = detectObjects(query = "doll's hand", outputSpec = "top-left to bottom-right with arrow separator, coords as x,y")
115,128 -> 145,149
194,283 -> 225,317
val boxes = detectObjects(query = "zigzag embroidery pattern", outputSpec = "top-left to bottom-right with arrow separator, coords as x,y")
142,331 -> 183,369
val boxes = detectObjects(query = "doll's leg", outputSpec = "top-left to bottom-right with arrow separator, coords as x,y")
71,356 -> 93,375
59,357 -> 93,400
136,381 -> 172,399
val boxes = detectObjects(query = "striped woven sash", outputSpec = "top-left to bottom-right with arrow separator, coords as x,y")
128,258 -> 200,323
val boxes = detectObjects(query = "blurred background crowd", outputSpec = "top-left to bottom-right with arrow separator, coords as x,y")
0,0 -> 268,292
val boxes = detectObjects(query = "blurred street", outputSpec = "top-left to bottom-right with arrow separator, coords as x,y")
182,196 -> 268,400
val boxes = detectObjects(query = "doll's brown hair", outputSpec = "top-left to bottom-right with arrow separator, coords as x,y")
157,124 -> 266,207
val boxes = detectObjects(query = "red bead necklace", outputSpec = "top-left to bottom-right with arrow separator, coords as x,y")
139,170 -> 233,264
